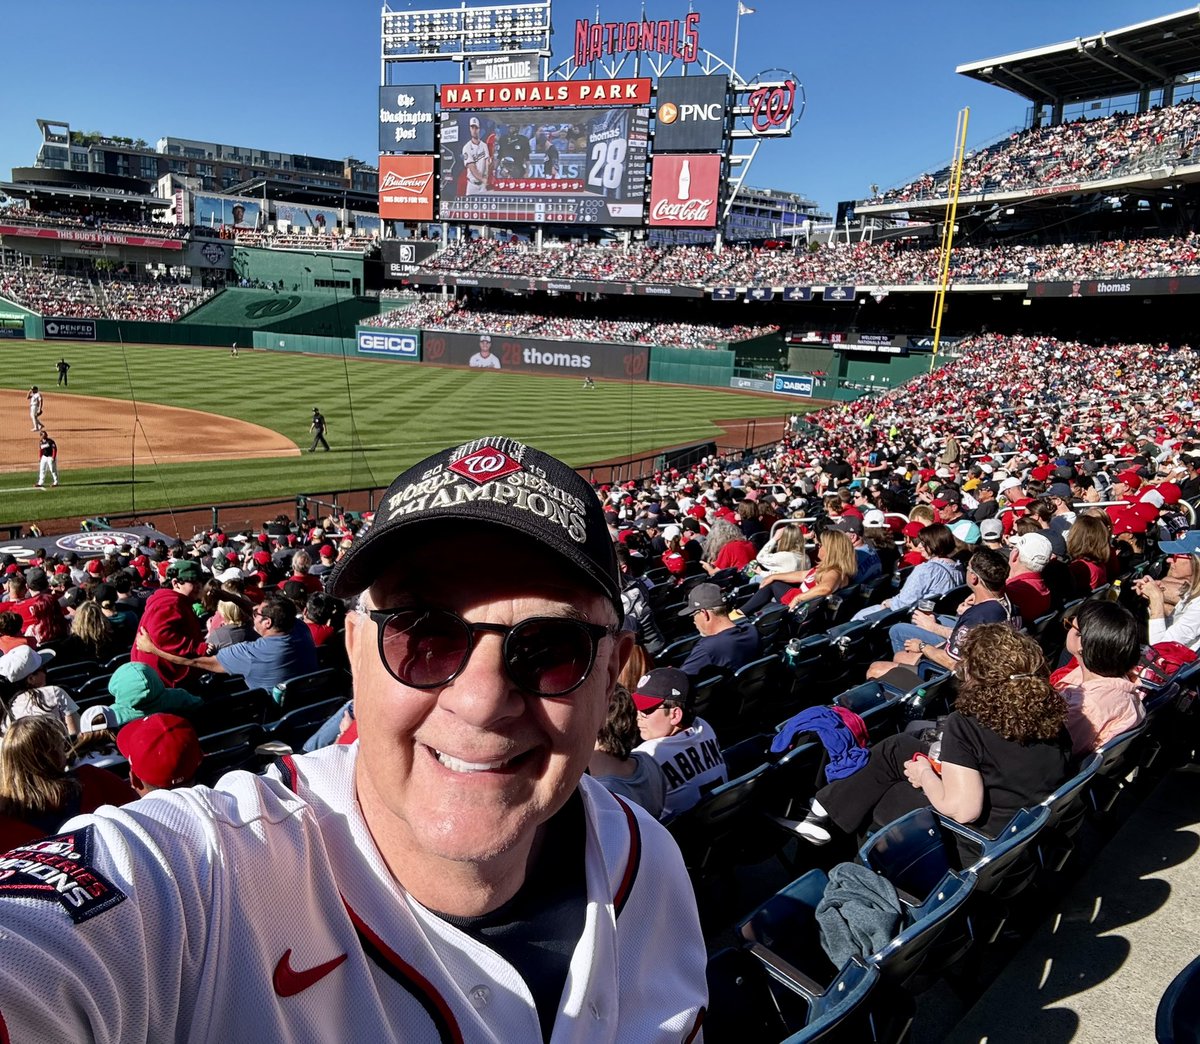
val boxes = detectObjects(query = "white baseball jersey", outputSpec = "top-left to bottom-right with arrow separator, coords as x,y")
635,718 -> 728,820
0,744 -> 707,1042
462,138 -> 490,194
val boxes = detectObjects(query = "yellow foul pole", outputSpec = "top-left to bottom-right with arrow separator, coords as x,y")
929,107 -> 969,374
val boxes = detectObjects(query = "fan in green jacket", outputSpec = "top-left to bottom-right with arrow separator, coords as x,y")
107,662 -> 203,727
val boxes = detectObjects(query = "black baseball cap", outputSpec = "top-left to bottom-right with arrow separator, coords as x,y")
631,667 -> 691,711
328,436 -> 621,615
678,582 -> 727,616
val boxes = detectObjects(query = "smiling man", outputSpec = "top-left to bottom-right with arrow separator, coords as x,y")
0,437 -> 707,1042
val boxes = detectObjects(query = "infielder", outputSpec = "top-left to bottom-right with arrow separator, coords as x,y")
26,385 -> 43,431
35,431 -> 58,488
0,436 -> 707,1041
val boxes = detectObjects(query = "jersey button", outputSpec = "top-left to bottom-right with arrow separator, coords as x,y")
468,985 -> 492,1010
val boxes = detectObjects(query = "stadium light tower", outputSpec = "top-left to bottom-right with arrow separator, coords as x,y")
381,2 -> 552,83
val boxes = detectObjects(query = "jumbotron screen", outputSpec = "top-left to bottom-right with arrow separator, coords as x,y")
438,107 -> 649,225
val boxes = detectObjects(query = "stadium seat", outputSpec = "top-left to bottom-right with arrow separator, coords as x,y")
776,958 -> 886,1044
1033,752 -> 1101,874
753,603 -> 791,653
46,660 -> 100,688
74,673 -> 116,703
1088,719 -> 1154,816
739,865 -> 976,994
272,668 -> 351,713
267,697 -> 348,753
668,764 -> 771,880
721,732 -> 772,780
932,585 -> 971,615
196,723 -> 267,785
102,652 -> 132,671
1156,952 -> 1200,1044
730,654 -> 786,731
703,947 -> 800,1043
834,682 -> 904,743
827,585 -> 864,627
659,634 -> 700,668
187,687 -> 273,735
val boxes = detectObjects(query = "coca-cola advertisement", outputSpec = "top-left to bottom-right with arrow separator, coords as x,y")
647,154 -> 721,227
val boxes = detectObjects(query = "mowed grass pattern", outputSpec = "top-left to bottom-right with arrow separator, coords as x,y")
0,341 -> 801,523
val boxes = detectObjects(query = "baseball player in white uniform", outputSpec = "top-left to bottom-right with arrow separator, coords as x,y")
462,117 -> 491,196
26,385 -> 44,431
0,436 -> 707,1042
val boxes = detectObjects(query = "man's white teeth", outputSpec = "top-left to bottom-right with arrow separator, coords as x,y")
435,751 -> 511,773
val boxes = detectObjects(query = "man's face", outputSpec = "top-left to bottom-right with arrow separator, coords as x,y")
636,702 -> 679,741
1167,554 -> 1195,586
470,123 -> 480,138
173,578 -> 197,599
479,340 -> 492,356
348,532 -> 629,868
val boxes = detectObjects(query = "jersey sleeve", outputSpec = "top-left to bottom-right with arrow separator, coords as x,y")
0,794 -> 221,1043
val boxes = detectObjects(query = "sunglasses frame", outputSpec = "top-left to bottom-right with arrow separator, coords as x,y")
367,607 -> 614,697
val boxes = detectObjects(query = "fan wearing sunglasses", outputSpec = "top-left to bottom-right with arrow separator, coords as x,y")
1136,535 -> 1200,650
0,437 -> 708,1044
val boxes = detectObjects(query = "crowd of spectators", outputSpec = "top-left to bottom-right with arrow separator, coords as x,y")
0,265 -> 213,321
218,228 -> 377,252
410,232 -> 1200,289
869,98 -> 1200,205
363,296 -> 777,348
0,207 -> 185,238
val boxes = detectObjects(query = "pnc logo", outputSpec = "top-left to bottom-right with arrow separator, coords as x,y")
381,170 -> 433,194
449,447 -> 523,485
658,102 -> 679,124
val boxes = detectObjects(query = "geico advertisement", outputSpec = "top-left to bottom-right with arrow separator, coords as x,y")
356,328 -> 421,359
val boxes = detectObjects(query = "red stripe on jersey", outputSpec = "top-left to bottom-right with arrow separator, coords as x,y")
611,795 -> 642,918
343,899 -> 464,1044
0,1006 -> 9,1044
274,755 -> 299,794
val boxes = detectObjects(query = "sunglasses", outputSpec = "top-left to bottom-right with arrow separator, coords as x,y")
366,607 -> 615,697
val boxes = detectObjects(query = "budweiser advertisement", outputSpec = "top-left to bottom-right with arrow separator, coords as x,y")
647,154 -> 720,227
378,155 -> 436,220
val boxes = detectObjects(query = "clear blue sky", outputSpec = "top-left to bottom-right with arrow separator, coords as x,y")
0,0 -> 1162,213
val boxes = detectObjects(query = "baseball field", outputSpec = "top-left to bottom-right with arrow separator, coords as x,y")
0,340 -> 804,530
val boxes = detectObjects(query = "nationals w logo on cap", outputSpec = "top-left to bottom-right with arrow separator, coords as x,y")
328,436 -> 621,615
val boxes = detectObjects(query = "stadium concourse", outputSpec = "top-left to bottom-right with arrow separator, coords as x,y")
2,327 -> 1200,1037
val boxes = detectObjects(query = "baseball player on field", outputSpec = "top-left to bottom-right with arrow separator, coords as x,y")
35,431 -> 58,488
26,385 -> 44,431
0,436 -> 707,1042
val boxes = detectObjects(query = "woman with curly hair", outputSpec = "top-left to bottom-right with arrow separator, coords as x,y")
795,624 -> 1070,845
699,517 -> 757,577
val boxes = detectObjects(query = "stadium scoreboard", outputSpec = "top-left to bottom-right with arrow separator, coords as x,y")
438,105 -> 649,225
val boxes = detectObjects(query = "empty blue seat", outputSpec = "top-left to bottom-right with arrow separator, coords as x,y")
1156,951 -> 1200,1044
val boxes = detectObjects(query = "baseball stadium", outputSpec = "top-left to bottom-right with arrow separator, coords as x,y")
3,1 -> 1200,1040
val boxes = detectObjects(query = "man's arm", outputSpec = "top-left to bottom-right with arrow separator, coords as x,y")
136,629 -> 225,674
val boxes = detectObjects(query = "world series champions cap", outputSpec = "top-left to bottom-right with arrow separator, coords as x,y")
327,436 -> 622,615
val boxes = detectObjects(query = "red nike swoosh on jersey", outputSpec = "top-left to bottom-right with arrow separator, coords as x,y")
273,949 -> 349,997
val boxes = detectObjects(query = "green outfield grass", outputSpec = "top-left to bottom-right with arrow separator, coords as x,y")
0,341 -> 809,525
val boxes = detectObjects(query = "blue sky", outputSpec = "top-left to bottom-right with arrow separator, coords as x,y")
0,0 -> 1163,213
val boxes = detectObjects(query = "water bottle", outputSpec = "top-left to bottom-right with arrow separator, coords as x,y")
784,637 -> 802,667
1106,579 -> 1123,603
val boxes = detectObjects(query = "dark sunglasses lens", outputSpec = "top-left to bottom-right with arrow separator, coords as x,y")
506,619 -> 596,695
381,609 -> 470,687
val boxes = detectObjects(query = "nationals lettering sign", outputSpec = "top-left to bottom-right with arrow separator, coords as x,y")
378,155 -> 436,220
648,154 -> 721,227
575,13 -> 701,66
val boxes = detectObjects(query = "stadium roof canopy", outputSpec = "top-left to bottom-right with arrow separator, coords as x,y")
957,6 -> 1200,107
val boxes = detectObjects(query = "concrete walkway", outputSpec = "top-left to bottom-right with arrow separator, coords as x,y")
945,762 -> 1200,1043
